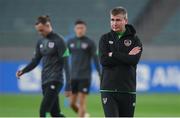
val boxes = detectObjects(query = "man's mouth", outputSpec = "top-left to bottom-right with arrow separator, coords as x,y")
113,27 -> 118,30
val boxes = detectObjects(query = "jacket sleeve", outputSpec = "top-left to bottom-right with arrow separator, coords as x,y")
112,36 -> 143,65
56,37 -> 71,91
67,39 -> 72,54
99,35 -> 120,67
22,41 -> 42,74
90,40 -> 101,76
63,57 -> 71,91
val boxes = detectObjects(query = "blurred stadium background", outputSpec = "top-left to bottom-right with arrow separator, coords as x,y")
0,0 -> 180,117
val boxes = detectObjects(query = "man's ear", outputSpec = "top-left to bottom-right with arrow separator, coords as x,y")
125,18 -> 128,24
45,22 -> 51,28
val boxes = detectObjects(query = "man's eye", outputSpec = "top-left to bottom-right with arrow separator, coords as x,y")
116,19 -> 121,21
111,19 -> 121,21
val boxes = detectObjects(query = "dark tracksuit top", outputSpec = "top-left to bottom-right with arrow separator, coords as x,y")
21,32 -> 71,91
99,24 -> 142,93
67,36 -> 101,80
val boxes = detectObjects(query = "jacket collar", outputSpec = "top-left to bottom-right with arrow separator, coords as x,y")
46,31 -> 54,39
76,35 -> 86,40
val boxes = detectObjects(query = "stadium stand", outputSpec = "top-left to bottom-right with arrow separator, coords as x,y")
0,0 -> 149,47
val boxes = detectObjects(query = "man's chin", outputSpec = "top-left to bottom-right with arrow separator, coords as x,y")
112,29 -> 119,32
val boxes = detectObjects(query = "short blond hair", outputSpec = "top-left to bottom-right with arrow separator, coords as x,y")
110,6 -> 128,19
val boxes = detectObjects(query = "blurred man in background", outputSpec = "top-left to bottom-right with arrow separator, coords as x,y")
99,7 -> 142,117
16,15 -> 71,117
67,20 -> 101,117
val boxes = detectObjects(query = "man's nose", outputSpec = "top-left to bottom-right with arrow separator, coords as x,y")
113,21 -> 117,25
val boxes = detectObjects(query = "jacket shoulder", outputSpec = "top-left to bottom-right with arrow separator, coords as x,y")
100,32 -> 112,42
85,37 -> 95,44
134,35 -> 142,46
67,37 -> 76,44
101,32 -> 111,37
52,34 -> 66,47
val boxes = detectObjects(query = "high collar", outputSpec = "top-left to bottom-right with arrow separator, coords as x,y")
46,31 -> 54,38
76,35 -> 86,40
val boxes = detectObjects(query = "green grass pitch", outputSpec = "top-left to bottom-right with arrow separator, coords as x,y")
0,93 -> 180,117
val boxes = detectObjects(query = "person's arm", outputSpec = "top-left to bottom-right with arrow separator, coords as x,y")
56,37 -> 71,92
90,40 -> 101,76
112,36 -> 143,65
16,40 -> 42,78
63,52 -> 71,91
67,39 -> 72,54
22,41 -> 42,73
99,35 -> 120,67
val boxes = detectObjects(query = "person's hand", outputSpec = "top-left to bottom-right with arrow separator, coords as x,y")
16,70 -> 23,79
129,47 -> 141,55
108,52 -> 113,57
64,91 -> 72,97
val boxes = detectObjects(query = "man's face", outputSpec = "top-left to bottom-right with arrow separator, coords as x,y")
74,24 -> 86,38
111,14 -> 128,32
35,23 -> 52,37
